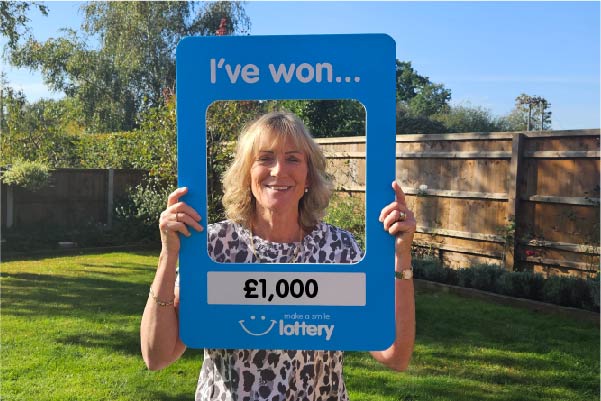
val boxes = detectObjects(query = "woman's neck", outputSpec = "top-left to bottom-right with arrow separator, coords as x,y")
251,208 -> 301,243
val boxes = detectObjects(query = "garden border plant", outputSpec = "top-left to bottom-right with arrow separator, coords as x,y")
413,258 -> 600,312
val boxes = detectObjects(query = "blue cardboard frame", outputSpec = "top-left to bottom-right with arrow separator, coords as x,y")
177,34 -> 396,350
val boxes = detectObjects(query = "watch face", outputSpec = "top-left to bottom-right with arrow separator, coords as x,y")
396,269 -> 413,280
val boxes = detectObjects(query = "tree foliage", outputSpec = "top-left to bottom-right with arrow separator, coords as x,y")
432,103 -> 512,133
504,93 -> 552,131
205,101 -> 266,220
0,1 -> 47,53
394,60 -> 453,134
269,100 -> 366,137
0,80 -> 82,167
9,1 -> 250,132
1,159 -> 50,191
396,60 -> 451,117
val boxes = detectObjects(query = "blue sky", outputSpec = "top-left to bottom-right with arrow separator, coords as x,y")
2,1 -> 599,129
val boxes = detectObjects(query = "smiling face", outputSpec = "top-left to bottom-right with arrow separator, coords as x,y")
250,131 -> 309,219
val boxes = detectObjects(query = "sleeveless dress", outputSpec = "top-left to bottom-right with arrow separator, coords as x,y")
194,220 -> 364,401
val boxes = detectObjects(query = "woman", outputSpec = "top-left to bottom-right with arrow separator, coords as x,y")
141,112 -> 416,400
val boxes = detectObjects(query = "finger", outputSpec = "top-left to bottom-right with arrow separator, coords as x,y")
176,213 -> 204,232
392,181 -> 406,205
387,220 -> 416,236
386,211 -> 416,234
168,202 -> 202,221
379,201 -> 409,223
164,221 -> 192,237
174,222 -> 192,237
167,187 -> 188,207
383,209 -> 406,231
379,201 -> 398,222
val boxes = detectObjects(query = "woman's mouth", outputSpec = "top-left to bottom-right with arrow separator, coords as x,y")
265,185 -> 292,191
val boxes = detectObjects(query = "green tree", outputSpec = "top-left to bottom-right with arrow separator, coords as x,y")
504,93 -> 552,131
396,60 -> 451,117
395,60 -> 451,134
10,1 -> 250,132
432,103 -> 512,133
0,1 -> 47,53
206,101 -> 266,221
0,80 -> 81,167
396,103 -> 447,134
268,100 -> 365,138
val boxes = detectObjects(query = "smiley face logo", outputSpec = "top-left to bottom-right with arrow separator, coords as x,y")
239,315 -> 277,336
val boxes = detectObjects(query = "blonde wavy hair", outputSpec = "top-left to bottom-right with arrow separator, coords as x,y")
222,111 -> 332,231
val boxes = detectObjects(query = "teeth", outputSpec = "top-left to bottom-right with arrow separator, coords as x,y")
269,186 -> 289,190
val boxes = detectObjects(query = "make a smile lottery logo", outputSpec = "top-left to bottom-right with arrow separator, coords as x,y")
239,315 -> 335,341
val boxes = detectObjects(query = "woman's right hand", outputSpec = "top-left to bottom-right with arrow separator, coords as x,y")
159,187 -> 203,253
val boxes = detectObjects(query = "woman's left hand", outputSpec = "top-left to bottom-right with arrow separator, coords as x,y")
379,181 -> 417,256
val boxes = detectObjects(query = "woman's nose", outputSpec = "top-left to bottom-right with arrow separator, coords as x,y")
270,158 -> 285,176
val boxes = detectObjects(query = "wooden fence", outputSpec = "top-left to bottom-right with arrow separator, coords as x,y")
316,129 -> 600,278
1,169 -> 147,230
2,130 -> 598,277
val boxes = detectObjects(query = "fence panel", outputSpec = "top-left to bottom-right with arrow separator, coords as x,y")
1,168 -> 147,230
318,129 -> 600,277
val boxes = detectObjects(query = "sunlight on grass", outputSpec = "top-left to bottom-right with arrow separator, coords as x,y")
2,251 -> 599,400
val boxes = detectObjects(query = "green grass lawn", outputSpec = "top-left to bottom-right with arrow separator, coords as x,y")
1,251 -> 598,401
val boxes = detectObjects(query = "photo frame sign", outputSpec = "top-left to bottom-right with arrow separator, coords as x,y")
177,34 -> 396,350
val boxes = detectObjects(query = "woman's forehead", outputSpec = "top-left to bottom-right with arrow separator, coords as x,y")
255,129 -> 304,152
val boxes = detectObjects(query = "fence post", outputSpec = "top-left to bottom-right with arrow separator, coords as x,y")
107,168 -> 114,229
6,185 -> 14,228
505,133 -> 525,271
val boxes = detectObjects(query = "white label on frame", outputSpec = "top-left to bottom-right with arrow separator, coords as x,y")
207,272 -> 366,306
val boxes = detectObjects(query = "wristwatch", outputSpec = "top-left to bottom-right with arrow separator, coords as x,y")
395,267 -> 414,280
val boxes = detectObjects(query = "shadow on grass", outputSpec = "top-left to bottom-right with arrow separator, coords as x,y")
3,258 -> 598,401
57,330 -> 142,355
3,268 -> 209,363
2,246 -> 160,262
2,271 -> 148,318
344,291 -> 599,401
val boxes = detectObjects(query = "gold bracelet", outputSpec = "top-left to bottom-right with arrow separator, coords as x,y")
149,286 -> 175,307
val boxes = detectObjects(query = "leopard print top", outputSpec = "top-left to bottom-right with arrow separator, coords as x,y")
195,220 -> 364,401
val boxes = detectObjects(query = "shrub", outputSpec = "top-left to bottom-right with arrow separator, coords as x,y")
495,270 -> 545,300
414,259 -> 450,283
1,159 -> 50,191
114,178 -> 175,243
324,194 -> 365,250
456,267 -> 475,288
469,264 -> 506,292
413,258 -> 599,312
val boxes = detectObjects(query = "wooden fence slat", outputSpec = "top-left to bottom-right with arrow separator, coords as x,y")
521,239 -> 600,254
396,132 -> 514,142
417,226 -> 504,243
413,240 -> 504,259
395,129 -> 600,143
323,151 -> 365,159
403,188 -> 508,200
524,195 -> 600,206
397,151 -> 511,159
524,256 -> 599,271
522,129 -> 601,138
525,150 -> 600,159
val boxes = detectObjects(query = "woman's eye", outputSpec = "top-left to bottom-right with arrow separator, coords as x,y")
287,157 -> 300,163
